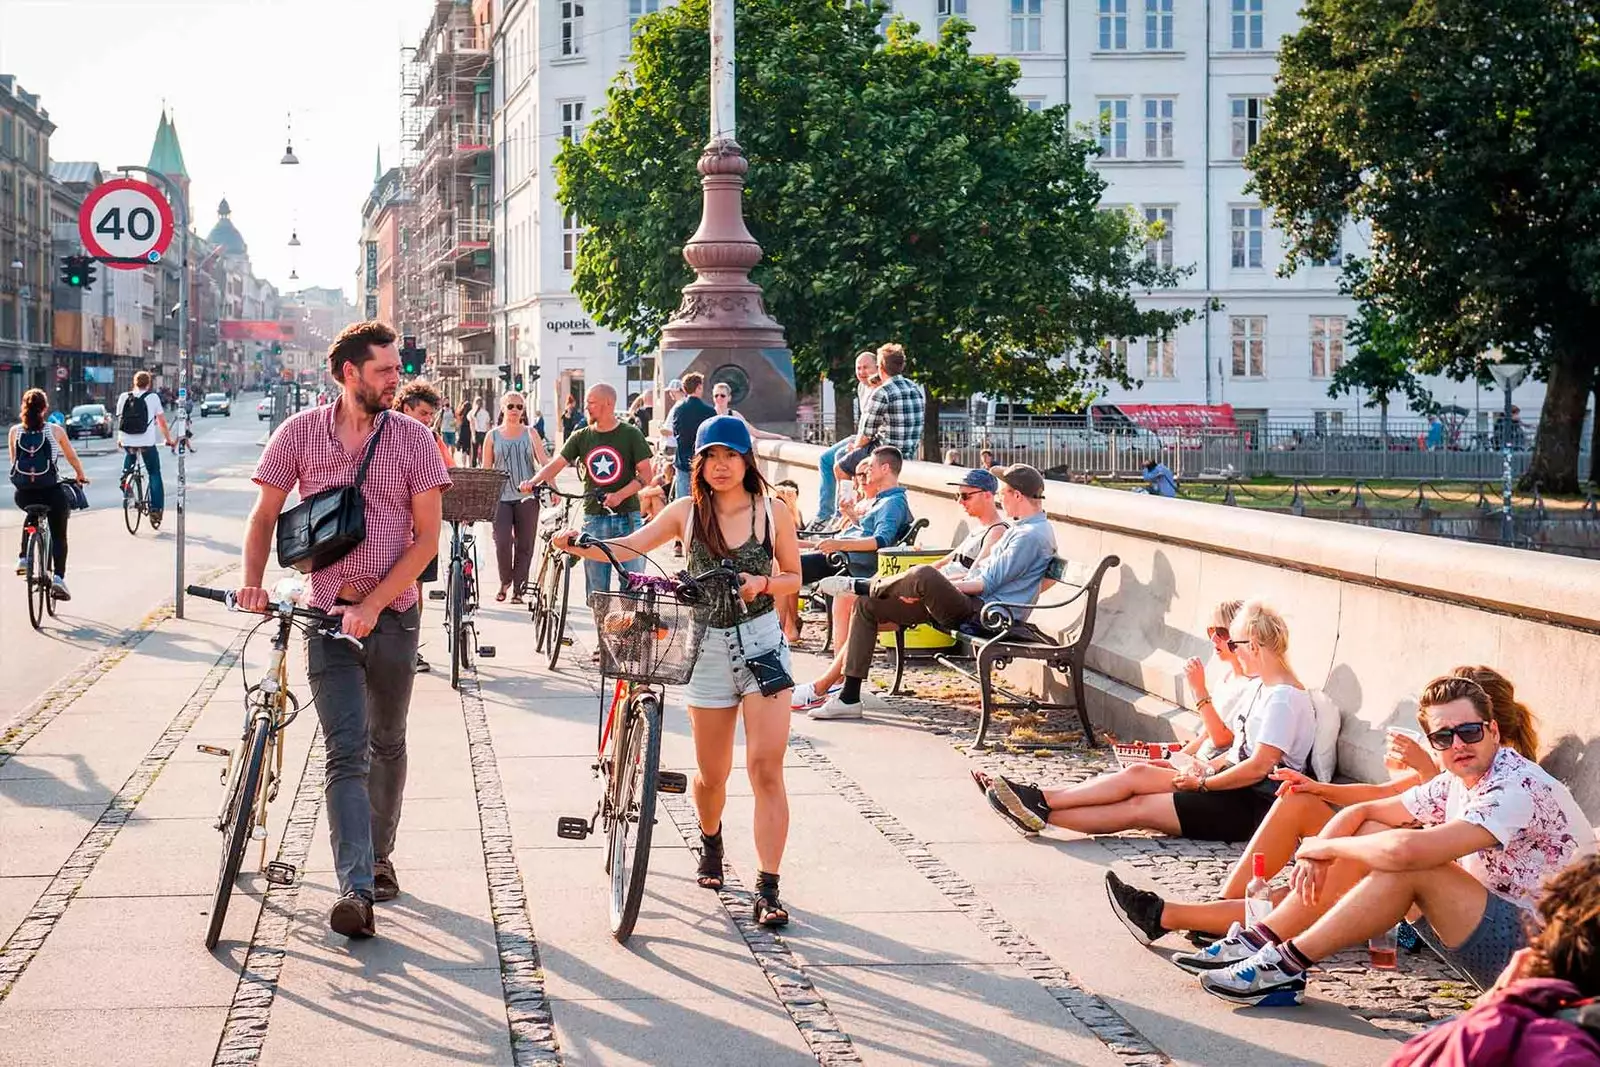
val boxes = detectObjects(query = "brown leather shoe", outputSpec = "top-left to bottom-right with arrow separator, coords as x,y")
373,857 -> 400,903
329,892 -> 375,938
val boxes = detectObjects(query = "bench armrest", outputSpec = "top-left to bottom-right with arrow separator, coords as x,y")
976,555 -> 1121,632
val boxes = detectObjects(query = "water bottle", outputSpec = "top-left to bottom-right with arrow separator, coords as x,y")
1244,853 -> 1272,927
1169,751 -> 1207,776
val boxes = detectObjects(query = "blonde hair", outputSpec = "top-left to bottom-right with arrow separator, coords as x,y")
1230,599 -> 1290,656
500,391 -> 526,412
1211,599 -> 1245,631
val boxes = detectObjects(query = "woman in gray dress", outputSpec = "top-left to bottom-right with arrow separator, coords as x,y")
481,392 -> 550,602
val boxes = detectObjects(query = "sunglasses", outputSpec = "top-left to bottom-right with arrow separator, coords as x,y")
1426,722 -> 1488,750
1207,627 -> 1229,641
958,490 -> 986,501
504,404 -> 524,410
1224,638 -> 1249,652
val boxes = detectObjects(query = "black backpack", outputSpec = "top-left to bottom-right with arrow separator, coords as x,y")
119,391 -> 152,435
9,427 -> 59,489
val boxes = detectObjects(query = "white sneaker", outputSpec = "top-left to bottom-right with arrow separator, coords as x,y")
790,681 -> 839,712
49,575 -> 71,602
810,695 -> 864,720
814,574 -> 858,597
14,556 -> 25,576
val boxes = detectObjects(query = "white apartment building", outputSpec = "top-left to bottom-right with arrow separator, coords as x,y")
492,0 -> 1540,437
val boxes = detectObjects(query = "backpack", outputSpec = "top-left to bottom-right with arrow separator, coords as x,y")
10,427 -> 59,490
119,391 -> 152,436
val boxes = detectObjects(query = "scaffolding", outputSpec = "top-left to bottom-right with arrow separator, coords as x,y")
396,0 -> 494,391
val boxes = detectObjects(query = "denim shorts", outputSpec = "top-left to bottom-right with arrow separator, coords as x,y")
1411,890 -> 1530,990
683,610 -> 792,708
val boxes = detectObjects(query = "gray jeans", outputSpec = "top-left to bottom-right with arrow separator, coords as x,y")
306,603 -> 420,898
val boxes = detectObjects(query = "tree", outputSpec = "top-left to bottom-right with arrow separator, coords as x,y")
557,0 -> 1190,448
1327,264 -> 1433,474
1249,0 -> 1600,492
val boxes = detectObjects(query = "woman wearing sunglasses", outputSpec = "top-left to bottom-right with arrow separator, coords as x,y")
481,391 -> 550,602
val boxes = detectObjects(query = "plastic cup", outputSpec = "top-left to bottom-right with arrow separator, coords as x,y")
1368,924 -> 1399,970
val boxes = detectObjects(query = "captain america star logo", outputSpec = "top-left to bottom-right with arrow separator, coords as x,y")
585,445 -> 626,486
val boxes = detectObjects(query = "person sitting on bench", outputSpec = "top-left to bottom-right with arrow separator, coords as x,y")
808,464 -> 1056,721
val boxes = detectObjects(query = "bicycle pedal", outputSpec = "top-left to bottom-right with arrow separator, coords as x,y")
556,816 -> 591,840
263,861 -> 297,886
657,771 -> 688,794
428,590 -> 447,600
477,645 -> 496,658
195,744 -> 230,758
560,636 -> 574,647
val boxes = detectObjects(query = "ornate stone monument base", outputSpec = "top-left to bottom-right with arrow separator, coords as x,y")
659,345 -> 797,439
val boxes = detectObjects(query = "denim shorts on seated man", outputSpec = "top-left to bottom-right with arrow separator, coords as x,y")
683,610 -> 793,708
1410,889 -> 1529,990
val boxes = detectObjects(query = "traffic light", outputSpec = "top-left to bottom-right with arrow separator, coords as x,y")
498,363 -> 512,388
59,254 -> 95,291
514,372 -> 525,393
272,342 -> 283,355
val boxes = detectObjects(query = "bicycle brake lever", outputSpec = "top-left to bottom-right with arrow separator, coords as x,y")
323,628 -> 365,652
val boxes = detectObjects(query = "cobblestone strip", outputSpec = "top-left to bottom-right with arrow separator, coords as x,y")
458,672 -> 563,1066
787,735 -> 1171,1067
0,561 -> 239,767
659,793 -> 866,1067
211,728 -> 326,1066
0,628 -> 247,1003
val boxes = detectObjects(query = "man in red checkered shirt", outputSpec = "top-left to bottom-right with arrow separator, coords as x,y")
240,320 -> 451,940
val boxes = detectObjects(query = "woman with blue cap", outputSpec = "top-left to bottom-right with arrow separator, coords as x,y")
553,414 -> 802,927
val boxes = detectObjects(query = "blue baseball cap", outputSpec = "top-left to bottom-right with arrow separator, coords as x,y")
695,414 -> 753,455
949,468 -> 999,493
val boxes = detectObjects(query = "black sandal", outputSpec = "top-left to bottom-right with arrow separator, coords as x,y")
696,827 -> 725,890
753,870 -> 789,928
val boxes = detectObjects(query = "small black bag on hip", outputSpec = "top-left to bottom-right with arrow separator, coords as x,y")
275,413 -> 388,574
742,646 -> 795,698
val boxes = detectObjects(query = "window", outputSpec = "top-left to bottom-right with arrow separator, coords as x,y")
1145,0 -> 1174,50
1011,0 -> 1043,52
1231,0 -> 1263,49
628,0 -> 658,37
1097,98 -> 1130,159
1309,315 -> 1346,377
562,210 -> 582,271
560,1 -> 584,57
1230,96 -> 1267,157
1145,335 -> 1176,379
937,0 -> 967,25
1230,316 -> 1266,377
1101,338 -> 1130,365
1098,0 -> 1128,51
1230,206 -> 1264,269
559,100 -> 585,143
1143,97 -> 1175,158
1143,206 -> 1175,268
1314,410 -> 1345,435
1021,97 -> 1046,113
1311,233 -> 1344,268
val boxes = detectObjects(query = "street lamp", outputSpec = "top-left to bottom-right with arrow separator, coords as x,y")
281,112 -> 300,165
1487,349 -> 1528,545
288,230 -> 301,247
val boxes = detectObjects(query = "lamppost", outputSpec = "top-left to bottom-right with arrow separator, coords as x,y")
1487,349 -> 1528,546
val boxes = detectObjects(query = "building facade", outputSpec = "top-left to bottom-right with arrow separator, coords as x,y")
357,156 -> 403,327
0,74 -> 55,419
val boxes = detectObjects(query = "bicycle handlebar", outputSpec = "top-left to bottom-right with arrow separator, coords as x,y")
185,585 -> 364,650
570,535 -> 740,604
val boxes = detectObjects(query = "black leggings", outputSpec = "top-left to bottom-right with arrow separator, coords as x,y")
15,485 -> 70,577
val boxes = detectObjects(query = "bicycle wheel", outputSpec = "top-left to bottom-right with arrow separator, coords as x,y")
25,529 -> 48,631
123,473 -> 143,535
608,693 -> 661,943
545,556 -> 572,670
448,559 -> 465,690
206,715 -> 269,949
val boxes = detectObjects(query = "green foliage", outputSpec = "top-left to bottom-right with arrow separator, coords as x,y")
557,0 -> 1189,410
1328,262 -> 1431,412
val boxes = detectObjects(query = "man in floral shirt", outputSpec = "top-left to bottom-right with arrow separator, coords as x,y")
1184,674 -> 1594,1005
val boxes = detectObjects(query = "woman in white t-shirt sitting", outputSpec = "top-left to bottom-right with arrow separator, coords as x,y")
983,600 -> 1314,841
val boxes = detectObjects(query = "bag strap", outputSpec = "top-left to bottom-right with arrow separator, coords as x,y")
351,412 -> 389,490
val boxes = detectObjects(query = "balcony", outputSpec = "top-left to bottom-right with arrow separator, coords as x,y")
453,122 -> 491,155
444,287 -> 491,335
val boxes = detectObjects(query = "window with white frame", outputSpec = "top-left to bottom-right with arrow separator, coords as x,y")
1231,316 -> 1266,377
937,0 -> 967,26
1143,97 -> 1175,158
1311,232 -> 1344,268
1314,410 -> 1345,435
1101,338 -> 1130,365
1145,0 -> 1174,50
1097,98 -> 1130,159
1022,97 -> 1046,113
562,210 -> 582,271
1145,334 -> 1176,379
628,0 -> 658,37
1231,0 -> 1263,49
1229,96 -> 1267,158
1230,206 -> 1264,269
1143,206 -> 1175,267
1309,315 -> 1346,377
560,100 -> 586,143
560,1 -> 584,57
1011,0 -> 1043,52
1098,0 -> 1128,51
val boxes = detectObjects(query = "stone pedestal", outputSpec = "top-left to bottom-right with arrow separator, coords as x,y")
659,346 -> 797,438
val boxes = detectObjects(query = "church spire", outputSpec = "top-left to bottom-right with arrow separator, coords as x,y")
148,109 -> 189,179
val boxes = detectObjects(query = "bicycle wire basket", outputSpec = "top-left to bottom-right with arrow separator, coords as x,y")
587,588 -> 706,685
441,468 -> 510,525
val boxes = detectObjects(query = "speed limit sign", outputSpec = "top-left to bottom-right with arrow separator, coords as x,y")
78,178 -> 175,270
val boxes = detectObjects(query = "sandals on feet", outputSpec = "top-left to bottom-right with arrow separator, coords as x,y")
753,871 -> 789,928
496,585 -> 509,602
696,827 -> 725,890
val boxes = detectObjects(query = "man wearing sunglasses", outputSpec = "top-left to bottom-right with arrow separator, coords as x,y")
1192,674 -> 1594,1007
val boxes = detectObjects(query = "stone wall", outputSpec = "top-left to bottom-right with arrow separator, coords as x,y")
762,442 -> 1600,816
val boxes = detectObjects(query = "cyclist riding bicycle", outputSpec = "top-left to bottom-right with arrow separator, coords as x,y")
116,370 -> 176,529
9,388 -> 91,601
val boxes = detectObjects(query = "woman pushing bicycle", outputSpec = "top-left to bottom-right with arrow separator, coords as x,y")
552,414 -> 802,927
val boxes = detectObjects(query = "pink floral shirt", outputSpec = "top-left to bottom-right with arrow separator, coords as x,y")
1401,747 -> 1596,912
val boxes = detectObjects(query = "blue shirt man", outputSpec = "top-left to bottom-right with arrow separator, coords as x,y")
1142,461 -> 1178,498
799,446 -> 912,583
968,511 -> 1057,617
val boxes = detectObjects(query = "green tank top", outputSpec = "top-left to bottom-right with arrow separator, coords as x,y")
687,494 -> 776,628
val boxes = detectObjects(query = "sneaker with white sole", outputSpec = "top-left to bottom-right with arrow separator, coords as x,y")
790,681 -> 840,712
1172,923 -> 1263,974
1198,943 -> 1307,1007
813,574 -> 860,597
49,575 -> 71,602
14,556 -> 25,576
809,694 -> 864,720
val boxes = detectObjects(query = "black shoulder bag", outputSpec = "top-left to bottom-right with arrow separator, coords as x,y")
275,413 -> 388,574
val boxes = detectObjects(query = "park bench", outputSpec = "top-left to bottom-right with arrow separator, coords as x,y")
882,553 -> 1121,749
804,517 -> 931,653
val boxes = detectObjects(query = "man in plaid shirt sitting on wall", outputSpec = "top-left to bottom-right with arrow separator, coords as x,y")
834,343 -> 926,479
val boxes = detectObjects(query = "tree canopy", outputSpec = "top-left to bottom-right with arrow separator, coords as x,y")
1249,0 -> 1600,490
556,0 -> 1189,427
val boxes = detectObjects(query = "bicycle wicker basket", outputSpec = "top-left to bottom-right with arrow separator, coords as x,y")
588,589 -> 706,685
441,468 -> 509,525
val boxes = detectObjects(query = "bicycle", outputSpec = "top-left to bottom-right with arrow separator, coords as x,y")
529,485 -> 614,671
187,582 -> 360,949
556,536 -> 737,942
428,467 -> 507,690
19,504 -> 59,630
121,450 -> 149,535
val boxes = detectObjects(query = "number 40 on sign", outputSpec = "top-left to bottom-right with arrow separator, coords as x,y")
77,177 -> 176,269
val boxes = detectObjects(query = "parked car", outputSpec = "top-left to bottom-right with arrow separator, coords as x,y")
66,404 -> 113,440
257,396 -> 274,421
200,392 -> 232,417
